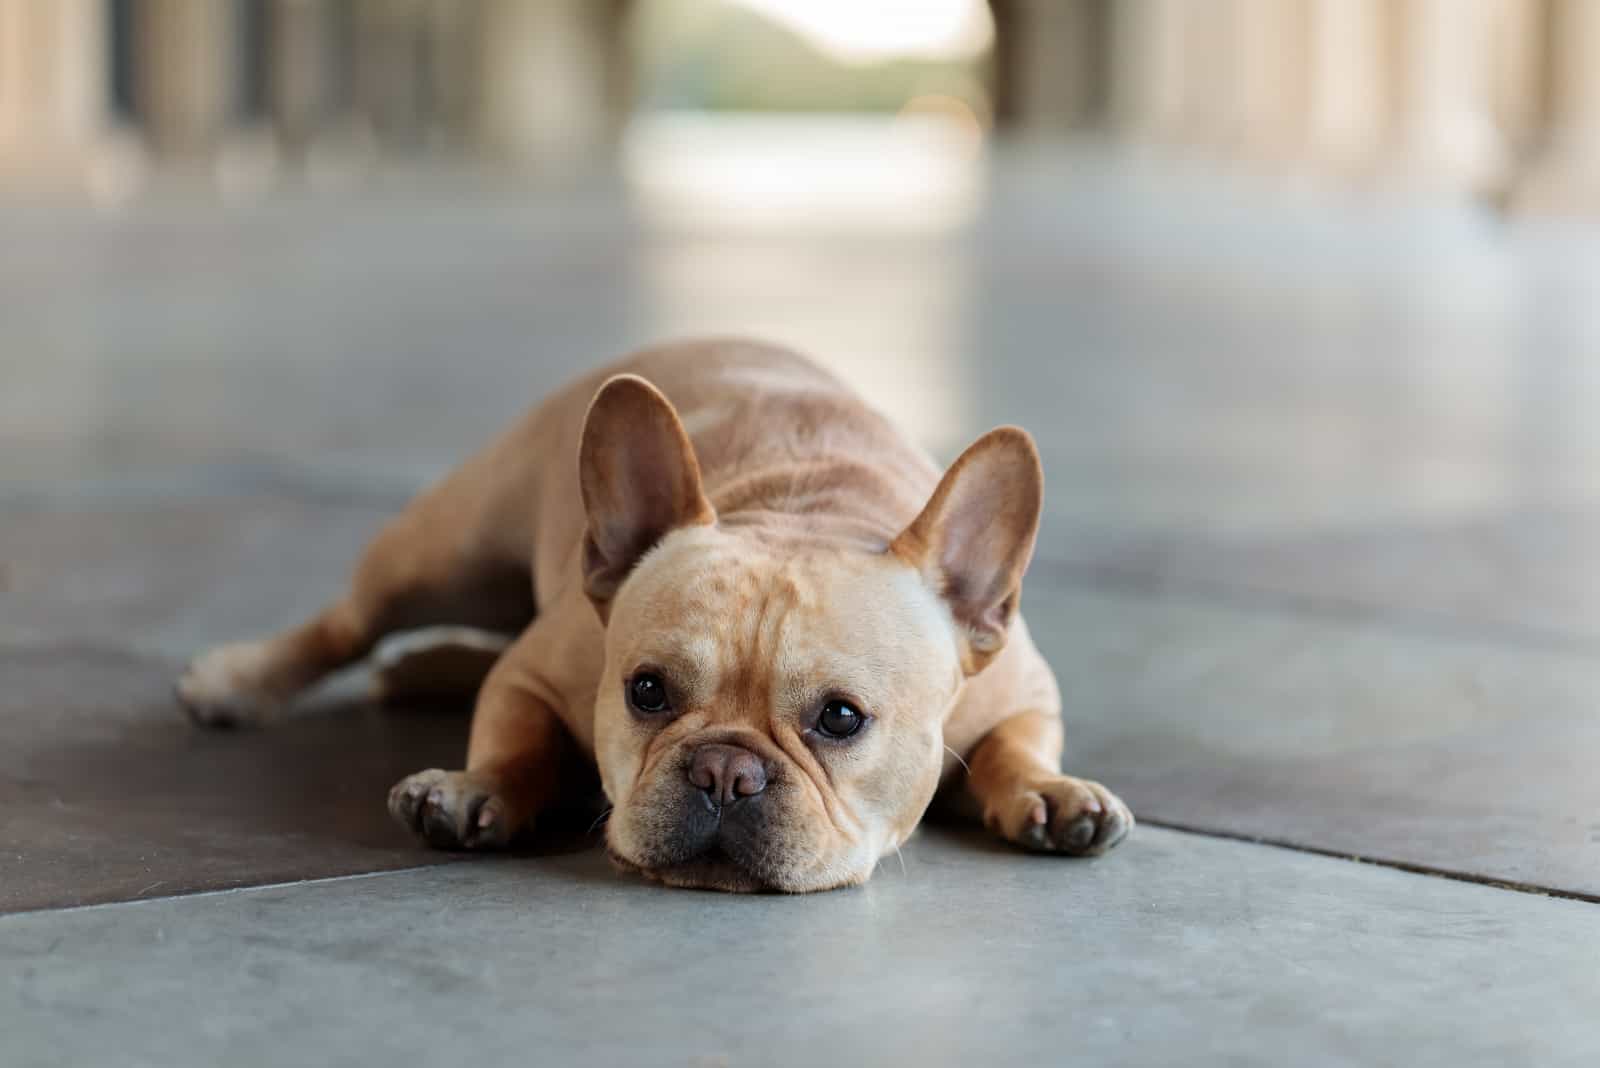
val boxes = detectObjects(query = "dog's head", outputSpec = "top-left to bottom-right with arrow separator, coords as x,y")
579,375 -> 1041,892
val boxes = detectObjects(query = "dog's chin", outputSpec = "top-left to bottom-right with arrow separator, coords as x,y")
608,845 -> 773,894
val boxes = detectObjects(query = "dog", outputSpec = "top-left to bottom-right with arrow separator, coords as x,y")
177,339 -> 1132,891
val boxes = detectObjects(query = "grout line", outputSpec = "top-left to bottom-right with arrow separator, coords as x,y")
1140,818 -> 1600,905
0,863 -> 465,920
1027,558 -> 1600,662
7,827 -> 1594,920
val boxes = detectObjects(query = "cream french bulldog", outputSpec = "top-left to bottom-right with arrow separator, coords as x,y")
178,339 -> 1132,891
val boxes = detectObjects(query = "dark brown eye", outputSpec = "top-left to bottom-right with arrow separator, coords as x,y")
628,673 -> 670,715
817,699 -> 864,739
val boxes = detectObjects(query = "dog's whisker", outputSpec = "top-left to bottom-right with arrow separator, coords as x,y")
893,841 -> 908,877
587,806 -> 614,836
943,745 -> 971,775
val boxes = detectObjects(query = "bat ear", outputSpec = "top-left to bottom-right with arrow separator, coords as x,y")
579,375 -> 715,612
891,427 -> 1042,674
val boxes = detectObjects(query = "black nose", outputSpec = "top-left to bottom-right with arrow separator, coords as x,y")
688,744 -> 767,806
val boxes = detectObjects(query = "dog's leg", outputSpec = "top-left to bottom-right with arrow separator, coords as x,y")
368,626 -> 512,705
387,624 -> 580,849
964,709 -> 1133,855
177,486 -> 534,727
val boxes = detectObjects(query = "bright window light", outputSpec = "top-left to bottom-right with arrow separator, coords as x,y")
723,0 -> 994,64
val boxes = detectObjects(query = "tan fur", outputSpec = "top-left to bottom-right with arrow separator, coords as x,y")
178,338 -> 1132,891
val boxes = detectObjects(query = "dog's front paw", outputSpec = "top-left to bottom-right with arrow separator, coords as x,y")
175,641 -> 282,728
388,769 -> 515,851
984,776 -> 1133,856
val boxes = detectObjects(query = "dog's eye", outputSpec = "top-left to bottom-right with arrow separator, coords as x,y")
628,673 -> 671,715
817,699 -> 864,739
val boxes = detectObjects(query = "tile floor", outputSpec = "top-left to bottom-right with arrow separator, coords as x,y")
4,142 -> 1600,1064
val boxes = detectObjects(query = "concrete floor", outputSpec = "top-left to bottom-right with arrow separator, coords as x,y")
5,138 -> 1600,1064
10,829 -> 1600,1068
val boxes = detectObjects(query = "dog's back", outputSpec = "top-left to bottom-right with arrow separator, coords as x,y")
483,338 -> 946,603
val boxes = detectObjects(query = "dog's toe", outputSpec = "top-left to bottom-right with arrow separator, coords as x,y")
1061,814 -> 1097,851
175,646 -> 277,728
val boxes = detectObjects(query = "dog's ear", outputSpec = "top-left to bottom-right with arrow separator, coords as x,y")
579,375 -> 715,615
891,427 -> 1043,674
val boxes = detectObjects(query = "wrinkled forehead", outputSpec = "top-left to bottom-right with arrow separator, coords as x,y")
610,528 -> 959,698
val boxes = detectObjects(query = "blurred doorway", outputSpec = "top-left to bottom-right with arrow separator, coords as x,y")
620,0 -> 997,452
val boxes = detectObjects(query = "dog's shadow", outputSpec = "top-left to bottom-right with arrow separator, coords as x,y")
6,645 -> 611,910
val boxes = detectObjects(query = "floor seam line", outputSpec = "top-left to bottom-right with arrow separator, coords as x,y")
0,863 -> 464,919
8,832 -> 1593,916
1140,818 -> 1600,904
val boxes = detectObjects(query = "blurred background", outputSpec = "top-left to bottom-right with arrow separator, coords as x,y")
5,1 -> 1600,914
5,0 -> 1600,204
6,0 -> 1600,491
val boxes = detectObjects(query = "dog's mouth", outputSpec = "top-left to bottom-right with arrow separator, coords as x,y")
606,779 -> 794,892
608,843 -> 774,894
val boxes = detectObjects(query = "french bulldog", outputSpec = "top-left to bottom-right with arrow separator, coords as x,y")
178,339 -> 1132,891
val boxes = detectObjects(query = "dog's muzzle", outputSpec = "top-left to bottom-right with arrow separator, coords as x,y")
618,742 -> 787,890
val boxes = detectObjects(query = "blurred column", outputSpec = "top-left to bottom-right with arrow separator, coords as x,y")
268,0 -> 330,159
353,0 -> 426,148
1304,0 -> 1390,173
421,0 -> 475,148
1516,0 -> 1600,213
1385,0 -> 1507,190
134,0 -> 236,158
474,0 -> 622,166
990,0 -> 1109,133
0,0 -> 108,173
1108,0 -> 1189,146
1195,0 -> 1310,165
1483,0 -> 1546,162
